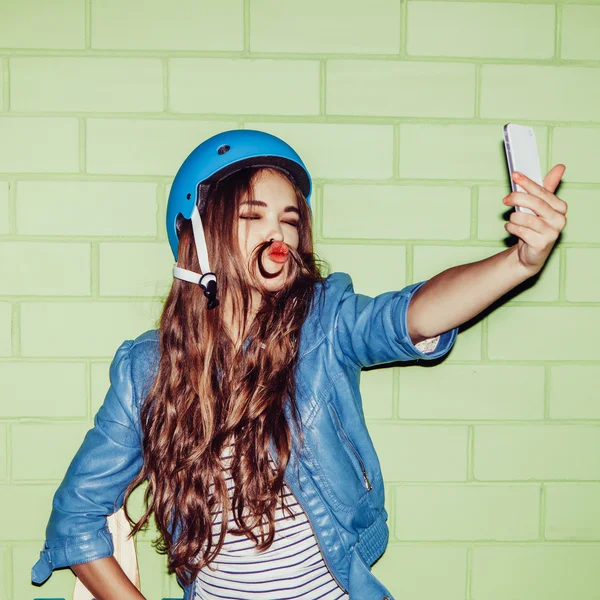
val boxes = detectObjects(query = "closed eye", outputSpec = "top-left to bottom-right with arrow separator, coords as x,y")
239,215 -> 298,227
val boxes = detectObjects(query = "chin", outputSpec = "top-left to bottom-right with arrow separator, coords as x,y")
260,276 -> 287,293
258,263 -> 290,293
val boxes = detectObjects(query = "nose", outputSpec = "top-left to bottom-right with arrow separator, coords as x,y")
265,223 -> 284,243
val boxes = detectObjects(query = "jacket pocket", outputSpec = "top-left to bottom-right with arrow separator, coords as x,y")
328,402 -> 372,493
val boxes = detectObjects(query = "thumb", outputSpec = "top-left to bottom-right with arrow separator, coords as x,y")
543,164 -> 566,193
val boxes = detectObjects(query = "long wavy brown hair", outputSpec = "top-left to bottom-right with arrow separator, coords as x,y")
122,167 -> 325,586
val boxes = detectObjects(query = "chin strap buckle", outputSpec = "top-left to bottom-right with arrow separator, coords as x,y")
199,273 -> 219,309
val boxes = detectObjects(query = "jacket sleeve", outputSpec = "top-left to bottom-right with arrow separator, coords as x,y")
32,339 -> 144,585
329,273 -> 458,368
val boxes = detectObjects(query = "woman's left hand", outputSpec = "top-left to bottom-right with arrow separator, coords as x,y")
502,164 -> 568,275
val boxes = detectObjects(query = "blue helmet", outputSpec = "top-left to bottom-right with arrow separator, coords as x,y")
166,129 -> 312,309
166,129 -> 312,262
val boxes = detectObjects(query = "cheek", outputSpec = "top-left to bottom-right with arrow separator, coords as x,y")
237,222 -> 250,255
237,223 -> 262,260
287,228 -> 300,249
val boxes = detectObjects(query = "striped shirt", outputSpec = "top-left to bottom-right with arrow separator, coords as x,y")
193,443 -> 349,600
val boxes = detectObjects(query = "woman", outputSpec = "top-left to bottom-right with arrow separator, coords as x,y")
32,129 -> 567,600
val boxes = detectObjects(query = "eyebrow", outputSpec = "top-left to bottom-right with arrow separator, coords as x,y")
240,200 -> 300,215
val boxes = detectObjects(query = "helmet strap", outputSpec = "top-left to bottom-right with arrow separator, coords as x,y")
172,205 -> 219,309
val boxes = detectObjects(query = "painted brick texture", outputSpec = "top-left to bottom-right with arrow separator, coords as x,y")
1,1 -> 598,599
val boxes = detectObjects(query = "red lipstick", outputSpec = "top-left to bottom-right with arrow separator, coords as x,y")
267,241 -> 289,264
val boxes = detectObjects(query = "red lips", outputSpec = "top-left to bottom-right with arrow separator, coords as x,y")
267,241 -> 289,264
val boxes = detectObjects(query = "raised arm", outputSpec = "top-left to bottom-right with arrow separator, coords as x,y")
407,166 -> 568,342
328,274 -> 458,369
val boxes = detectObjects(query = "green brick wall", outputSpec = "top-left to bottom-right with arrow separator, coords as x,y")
1,1 -> 599,599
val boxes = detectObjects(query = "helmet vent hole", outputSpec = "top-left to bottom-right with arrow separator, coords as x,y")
186,193 -> 192,200
217,145 -> 230,155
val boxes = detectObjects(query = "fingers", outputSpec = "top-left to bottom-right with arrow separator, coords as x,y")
507,210 -> 561,241
504,214 -> 560,252
542,164 -> 566,194
512,170 -> 568,215
504,221 -> 542,248
503,191 -> 567,232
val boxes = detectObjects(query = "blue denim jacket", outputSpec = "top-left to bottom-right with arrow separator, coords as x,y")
31,272 -> 457,599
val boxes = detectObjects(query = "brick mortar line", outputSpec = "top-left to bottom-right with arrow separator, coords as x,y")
558,246 -> 568,302
85,0 -> 92,50
306,239 -> 503,247
7,181 -> 16,235
555,3 -> 564,62
404,242 -> 414,285
78,117 -> 86,174
389,482 -> 566,487
365,416 -> 600,423
393,124 -> 400,178
544,366 -> 552,420
0,173 -> 176,183
3,538 -> 598,554
0,296 -> 163,303
540,484 -> 547,540
0,230 -> 96,249
10,303 -> 20,356
481,316 -> 489,361
3,295 -> 600,307
90,243 -> 99,297
393,366 -> 400,422
0,357 -> 96,363
319,60 -> 326,116
0,239 -> 587,267
0,235 -> 167,243
5,536 -> 599,545
1,175 -> 600,191
6,544 -> 13,600
474,63 -> 482,118
390,538 -> 556,544
465,547 -> 473,600
467,426 -> 475,481
85,360 -> 93,423
4,48 -> 600,66
4,416 -> 600,424
5,535 -> 154,542
387,483 -> 397,543
470,187 -> 478,240
476,320 -> 484,359
0,421 -> 94,428
1,420 -> 102,426
384,540 -> 600,546
1,56 -> 8,111
315,184 -> 324,243
243,0 -> 251,55
407,0 -> 561,2
162,568 -> 172,597
3,423 -> 9,483
4,112 -> 600,129
546,126 -> 553,172
157,183 -> 167,241
162,58 -> 169,112
399,0 -> 407,58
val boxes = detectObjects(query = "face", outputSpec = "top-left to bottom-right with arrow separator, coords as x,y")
237,169 -> 300,294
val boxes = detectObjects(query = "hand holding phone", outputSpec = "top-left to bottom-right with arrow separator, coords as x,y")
503,123 -> 543,216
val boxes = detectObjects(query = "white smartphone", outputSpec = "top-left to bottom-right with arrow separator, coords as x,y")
503,123 -> 543,216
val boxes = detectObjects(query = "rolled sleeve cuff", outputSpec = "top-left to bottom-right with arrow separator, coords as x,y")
32,526 -> 113,585
397,280 -> 459,361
